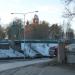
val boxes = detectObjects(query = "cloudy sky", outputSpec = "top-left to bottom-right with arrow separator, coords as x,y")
0,0 -> 64,27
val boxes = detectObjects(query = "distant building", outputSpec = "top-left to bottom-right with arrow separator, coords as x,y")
33,14 -> 39,25
66,28 -> 74,40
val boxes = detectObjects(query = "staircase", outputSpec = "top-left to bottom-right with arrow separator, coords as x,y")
29,44 -> 43,57
17,50 -> 24,54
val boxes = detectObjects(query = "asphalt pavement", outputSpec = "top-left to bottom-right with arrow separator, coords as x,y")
0,60 -> 75,75
0,58 -> 52,72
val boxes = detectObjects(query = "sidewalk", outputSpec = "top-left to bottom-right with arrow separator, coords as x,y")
0,58 -> 52,72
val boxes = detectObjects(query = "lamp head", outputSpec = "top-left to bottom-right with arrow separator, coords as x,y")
35,11 -> 39,12
11,13 -> 14,14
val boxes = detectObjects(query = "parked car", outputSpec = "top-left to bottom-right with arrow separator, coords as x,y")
49,46 -> 57,57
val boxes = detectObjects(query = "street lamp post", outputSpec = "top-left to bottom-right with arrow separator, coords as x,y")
11,11 -> 38,59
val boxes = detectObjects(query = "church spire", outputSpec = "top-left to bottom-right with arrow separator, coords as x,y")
33,14 -> 39,24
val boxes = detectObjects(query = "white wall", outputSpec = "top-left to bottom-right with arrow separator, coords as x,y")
21,43 -> 58,57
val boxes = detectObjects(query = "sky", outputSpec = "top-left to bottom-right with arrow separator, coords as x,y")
0,0 -> 65,27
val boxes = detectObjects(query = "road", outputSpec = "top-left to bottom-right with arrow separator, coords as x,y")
0,58 -> 53,72
0,59 -> 75,75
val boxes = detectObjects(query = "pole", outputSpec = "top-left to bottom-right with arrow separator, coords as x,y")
24,14 -> 26,59
11,11 -> 38,59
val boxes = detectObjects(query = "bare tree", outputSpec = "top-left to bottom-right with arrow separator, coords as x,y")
62,0 -> 75,39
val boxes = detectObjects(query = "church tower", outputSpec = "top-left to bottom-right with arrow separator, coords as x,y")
33,14 -> 39,25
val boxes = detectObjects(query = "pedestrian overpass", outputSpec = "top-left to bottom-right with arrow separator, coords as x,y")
20,40 -> 58,58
